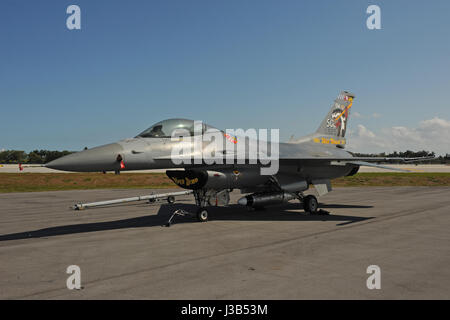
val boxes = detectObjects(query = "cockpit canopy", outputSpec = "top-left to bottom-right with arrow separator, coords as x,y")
136,118 -> 221,138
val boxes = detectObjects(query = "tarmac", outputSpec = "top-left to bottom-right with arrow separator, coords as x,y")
0,186 -> 449,299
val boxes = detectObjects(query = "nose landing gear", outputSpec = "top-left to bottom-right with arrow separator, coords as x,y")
193,189 -> 210,222
165,189 -> 211,226
196,208 -> 209,222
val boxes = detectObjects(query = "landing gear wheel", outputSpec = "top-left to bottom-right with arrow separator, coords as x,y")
167,196 -> 175,204
196,208 -> 209,222
304,195 -> 319,214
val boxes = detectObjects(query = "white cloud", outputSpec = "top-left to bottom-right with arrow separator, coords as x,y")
371,112 -> 381,119
346,117 -> 450,155
356,124 -> 376,138
350,112 -> 382,119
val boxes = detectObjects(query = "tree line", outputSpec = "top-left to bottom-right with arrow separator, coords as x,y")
350,150 -> 450,164
0,150 -> 74,164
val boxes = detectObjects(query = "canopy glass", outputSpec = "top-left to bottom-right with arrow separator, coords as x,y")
136,119 -> 220,138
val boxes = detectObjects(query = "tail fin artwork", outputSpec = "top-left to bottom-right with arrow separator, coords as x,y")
315,91 -> 355,142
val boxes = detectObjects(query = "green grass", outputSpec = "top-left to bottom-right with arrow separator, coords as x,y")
0,173 -> 176,193
333,172 -> 450,187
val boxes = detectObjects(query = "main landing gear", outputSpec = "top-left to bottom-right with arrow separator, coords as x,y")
297,193 -> 328,215
303,195 -> 319,214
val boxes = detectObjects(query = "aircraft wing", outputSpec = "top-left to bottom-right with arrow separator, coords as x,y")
344,161 -> 411,172
275,156 -> 434,173
279,156 -> 435,163
156,155 -> 434,164
278,156 -> 434,172
155,154 -> 433,173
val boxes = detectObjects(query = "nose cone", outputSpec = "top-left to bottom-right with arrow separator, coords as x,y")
46,143 -> 124,172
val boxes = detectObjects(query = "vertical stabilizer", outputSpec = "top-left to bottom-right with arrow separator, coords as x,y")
316,91 -> 355,140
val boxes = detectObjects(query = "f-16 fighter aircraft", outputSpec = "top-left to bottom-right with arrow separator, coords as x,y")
46,91 -> 431,221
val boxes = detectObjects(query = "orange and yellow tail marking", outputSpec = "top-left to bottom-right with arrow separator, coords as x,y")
334,98 -> 353,123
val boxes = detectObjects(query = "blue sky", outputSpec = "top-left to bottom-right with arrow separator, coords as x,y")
1,0 -> 449,153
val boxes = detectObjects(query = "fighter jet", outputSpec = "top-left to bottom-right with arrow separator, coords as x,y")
46,91 -> 431,221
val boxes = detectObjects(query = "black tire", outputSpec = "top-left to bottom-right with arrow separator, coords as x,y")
304,195 -> 318,214
167,196 -> 175,204
196,208 -> 209,222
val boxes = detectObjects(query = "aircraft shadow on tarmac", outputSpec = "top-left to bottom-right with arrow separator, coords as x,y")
0,202 -> 373,242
